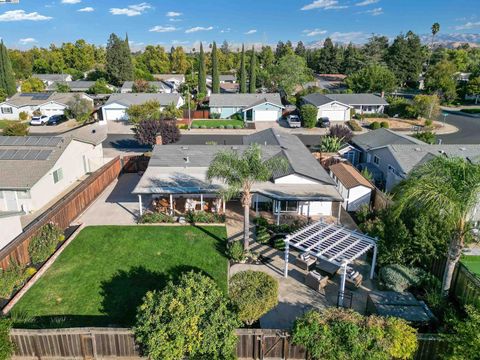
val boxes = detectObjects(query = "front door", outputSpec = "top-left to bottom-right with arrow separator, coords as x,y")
4,191 -> 18,211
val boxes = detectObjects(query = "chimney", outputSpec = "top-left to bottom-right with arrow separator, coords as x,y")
155,135 -> 163,145
381,91 -> 385,98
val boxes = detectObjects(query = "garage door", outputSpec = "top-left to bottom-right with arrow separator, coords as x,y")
254,110 -> 278,121
105,109 -> 127,121
321,110 -> 346,121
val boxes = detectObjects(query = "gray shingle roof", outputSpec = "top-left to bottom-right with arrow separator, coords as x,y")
104,93 -> 182,107
46,81 -> 98,91
302,93 -> 336,107
207,74 -> 236,82
302,93 -> 388,107
209,93 -> 283,108
351,128 -> 424,151
3,92 -> 90,107
121,81 -> 174,92
33,74 -> 71,82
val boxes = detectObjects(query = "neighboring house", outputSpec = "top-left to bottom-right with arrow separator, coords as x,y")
0,92 -> 93,120
0,211 -> 24,251
46,81 -> 117,93
207,74 -> 236,84
32,74 -> 72,87
133,128 -> 343,223
330,162 -> 374,212
209,93 -> 284,122
302,93 -> 351,122
0,127 -> 106,215
101,93 -> 184,123
120,81 -> 174,94
153,74 -> 185,89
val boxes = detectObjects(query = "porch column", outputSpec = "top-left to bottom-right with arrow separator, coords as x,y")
138,195 -> 143,216
222,197 -> 226,213
339,261 -> 348,307
370,243 -> 378,279
284,237 -> 290,278
200,194 -> 204,211
337,202 -> 341,224
276,201 -> 281,226
170,194 -> 173,214
255,194 -> 259,216
307,201 -> 311,224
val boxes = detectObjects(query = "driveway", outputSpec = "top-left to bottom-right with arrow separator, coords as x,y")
437,110 -> 480,144
77,173 -> 142,226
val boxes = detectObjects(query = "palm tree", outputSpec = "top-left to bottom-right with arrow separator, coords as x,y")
431,22 -> 440,49
394,156 -> 480,296
207,144 -> 288,250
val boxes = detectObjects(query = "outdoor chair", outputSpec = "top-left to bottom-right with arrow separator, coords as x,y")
345,267 -> 363,289
305,270 -> 329,293
296,253 -> 317,271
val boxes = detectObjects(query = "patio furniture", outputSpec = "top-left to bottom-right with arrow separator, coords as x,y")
295,253 -> 317,271
315,258 -> 341,275
305,270 -> 329,292
345,266 -> 363,289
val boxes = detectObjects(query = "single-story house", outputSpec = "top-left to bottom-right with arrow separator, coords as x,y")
133,128 -> 343,223
209,93 -> 284,122
0,92 -> 94,120
153,74 -> 185,89
330,162 -> 374,212
101,93 -> 184,123
46,81 -> 117,93
120,81 -> 174,94
32,74 -> 72,87
302,93 -> 389,122
207,74 -> 236,84
0,125 -> 106,215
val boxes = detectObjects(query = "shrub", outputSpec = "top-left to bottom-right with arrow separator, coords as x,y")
346,120 -> 362,132
444,305 -> 480,359
292,308 -> 418,360
233,125 -> 241,129
28,223 -> 64,264
133,119 -> 181,147
380,121 -> 389,128
413,131 -> 436,144
218,125 -> 225,129
319,135 -> 343,152
231,113 -> 243,121
328,124 -> 353,142
254,216 -> 269,227
200,125 -> 207,129
424,118 -> 433,127
300,104 -> 318,128
370,121 -> 381,130
191,124 -> 199,129
255,226 -> 270,244
24,267 -> 37,278
185,210 -> 225,224
361,112 -> 389,118
209,112 -> 221,119
378,264 -> 424,292
226,241 -> 245,262
138,212 -> 175,224
0,259 -> 27,299
0,318 -> 14,360
3,122 -> 29,136
134,272 -> 239,360
18,111 -> 29,121
229,270 -> 278,325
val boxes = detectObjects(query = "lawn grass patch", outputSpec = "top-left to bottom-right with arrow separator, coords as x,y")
0,119 -> 18,130
461,256 -> 480,277
192,119 -> 244,128
11,225 -> 228,328
460,108 -> 480,114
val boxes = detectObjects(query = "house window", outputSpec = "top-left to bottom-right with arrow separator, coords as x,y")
373,156 -> 380,165
277,200 -> 298,213
1,107 -> 13,114
53,168 -> 63,183
17,190 -> 31,199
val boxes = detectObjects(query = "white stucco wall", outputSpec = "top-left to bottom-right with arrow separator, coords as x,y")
316,102 -> 350,122
274,174 -> 318,185
298,201 -> 332,216
0,214 -> 23,251
344,186 -> 372,211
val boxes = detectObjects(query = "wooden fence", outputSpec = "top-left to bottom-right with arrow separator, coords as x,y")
0,157 -> 122,270
183,109 -> 210,119
121,155 -> 150,174
9,328 -> 446,360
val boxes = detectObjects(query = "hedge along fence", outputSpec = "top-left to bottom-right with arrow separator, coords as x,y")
0,156 -> 122,270
9,328 -> 446,360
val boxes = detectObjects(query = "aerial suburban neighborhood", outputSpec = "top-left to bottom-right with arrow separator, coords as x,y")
0,1 -> 479,359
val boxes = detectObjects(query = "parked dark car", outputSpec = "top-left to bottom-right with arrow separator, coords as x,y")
47,115 -> 67,126
318,117 -> 330,128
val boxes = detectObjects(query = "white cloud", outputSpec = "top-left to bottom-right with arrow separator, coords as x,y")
110,2 -> 151,17
61,0 -> 81,4
329,31 -> 368,43
455,21 -> 480,30
245,29 -> 257,35
19,37 -> 37,45
303,28 -> 327,36
355,0 -> 379,6
220,28 -> 231,33
185,26 -> 213,33
78,7 -> 94,12
365,7 -> 383,16
0,10 -> 52,22
166,11 -> 181,17
301,0 -> 347,10
149,25 -> 178,33
169,18 -> 182,22
172,40 -> 189,45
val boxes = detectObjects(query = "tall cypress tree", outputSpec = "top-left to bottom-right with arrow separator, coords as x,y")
198,42 -> 207,96
0,41 -> 17,96
239,44 -> 247,93
106,33 -> 133,86
211,42 -> 220,94
249,46 -> 256,93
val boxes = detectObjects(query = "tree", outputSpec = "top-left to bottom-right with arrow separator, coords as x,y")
239,44 -> 247,93
466,76 -> 480,104
106,33 -> 134,86
211,42 -> 220,94
341,43 -> 364,75
126,100 -> 161,123
198,43 -> 207,97
0,318 -> 14,360
410,94 -> 440,120
55,83 -> 71,92
328,124 -> 353,142
0,41 -> 17,96
345,64 -> 397,93
170,46 -> 189,74
139,45 -> 170,74
300,104 -> 318,128
65,94 -> 93,123
87,79 -> 112,94
413,131 -> 436,144
424,59 -> 457,102
394,157 -> 480,295
134,272 -> 239,360
207,145 -> 287,250
249,47 -> 256,93
387,31 -> 425,86
133,119 -> 180,147
431,23 -> 440,50
229,270 -> 278,325
316,38 -> 339,74
445,305 -> 480,359
270,54 -> 311,95
295,41 -> 306,58
363,35 -> 389,65
132,79 -> 153,93
21,77 -> 45,93
0,88 -> 7,102
3,122 -> 29,136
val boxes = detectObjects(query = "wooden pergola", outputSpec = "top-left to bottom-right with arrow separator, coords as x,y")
283,221 -> 377,306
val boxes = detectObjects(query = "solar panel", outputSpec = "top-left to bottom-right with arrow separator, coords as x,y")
47,137 -> 62,146
35,150 -> 52,160
25,137 -> 41,146
11,150 -> 29,160
32,93 -> 51,101
3,137 -> 19,145
0,136 -> 62,147
0,137 -> 6,146
0,149 -> 16,159
23,150 -> 39,160
36,137 -> 52,146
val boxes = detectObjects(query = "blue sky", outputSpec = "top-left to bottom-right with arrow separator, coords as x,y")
0,0 -> 479,49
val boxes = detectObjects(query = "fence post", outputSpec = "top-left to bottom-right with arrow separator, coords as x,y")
32,335 -> 42,360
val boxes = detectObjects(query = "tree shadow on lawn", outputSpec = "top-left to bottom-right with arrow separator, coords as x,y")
193,225 -> 228,256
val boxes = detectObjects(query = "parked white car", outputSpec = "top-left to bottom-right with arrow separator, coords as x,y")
287,115 -> 301,128
30,115 -> 50,126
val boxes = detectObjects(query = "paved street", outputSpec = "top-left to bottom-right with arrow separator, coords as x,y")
437,111 -> 480,144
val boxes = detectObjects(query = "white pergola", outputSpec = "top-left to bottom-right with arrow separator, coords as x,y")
284,221 -> 378,306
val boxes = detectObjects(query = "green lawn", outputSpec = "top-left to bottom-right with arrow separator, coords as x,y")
460,108 -> 480,114
192,119 -> 245,128
0,119 -> 18,130
12,225 -> 228,328
461,256 -> 480,276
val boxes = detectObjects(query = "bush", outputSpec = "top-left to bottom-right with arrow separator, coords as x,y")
292,308 -> 418,360
413,131 -> 436,144
0,259 -> 27,299
378,264 -> 424,292
24,267 -> 37,278
380,121 -> 389,128
191,124 -> 199,129
386,96 -> 416,118
424,118 -> 433,127
370,121 -> 381,130
138,212 -> 175,224
0,318 -> 14,360
444,305 -> 480,359
255,226 -> 270,244
28,223 -> 64,264
3,122 -> 29,136
361,112 -> 389,118
233,125 -> 241,129
346,120 -> 362,132
328,124 -> 353,142
200,125 -> 207,129
319,135 -> 343,152
229,270 -> 278,325
461,108 -> 480,114
226,241 -> 245,262
18,111 -> 28,121
133,119 -> 181,147
300,104 -> 318,128
185,210 -> 225,224
209,112 -> 221,119
134,272 -> 239,360
218,125 -> 225,129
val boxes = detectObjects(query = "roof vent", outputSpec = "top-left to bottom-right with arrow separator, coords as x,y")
459,147 -> 466,151
182,146 -> 189,150
414,148 -> 421,151
184,156 -> 190,163
232,146 -> 239,150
